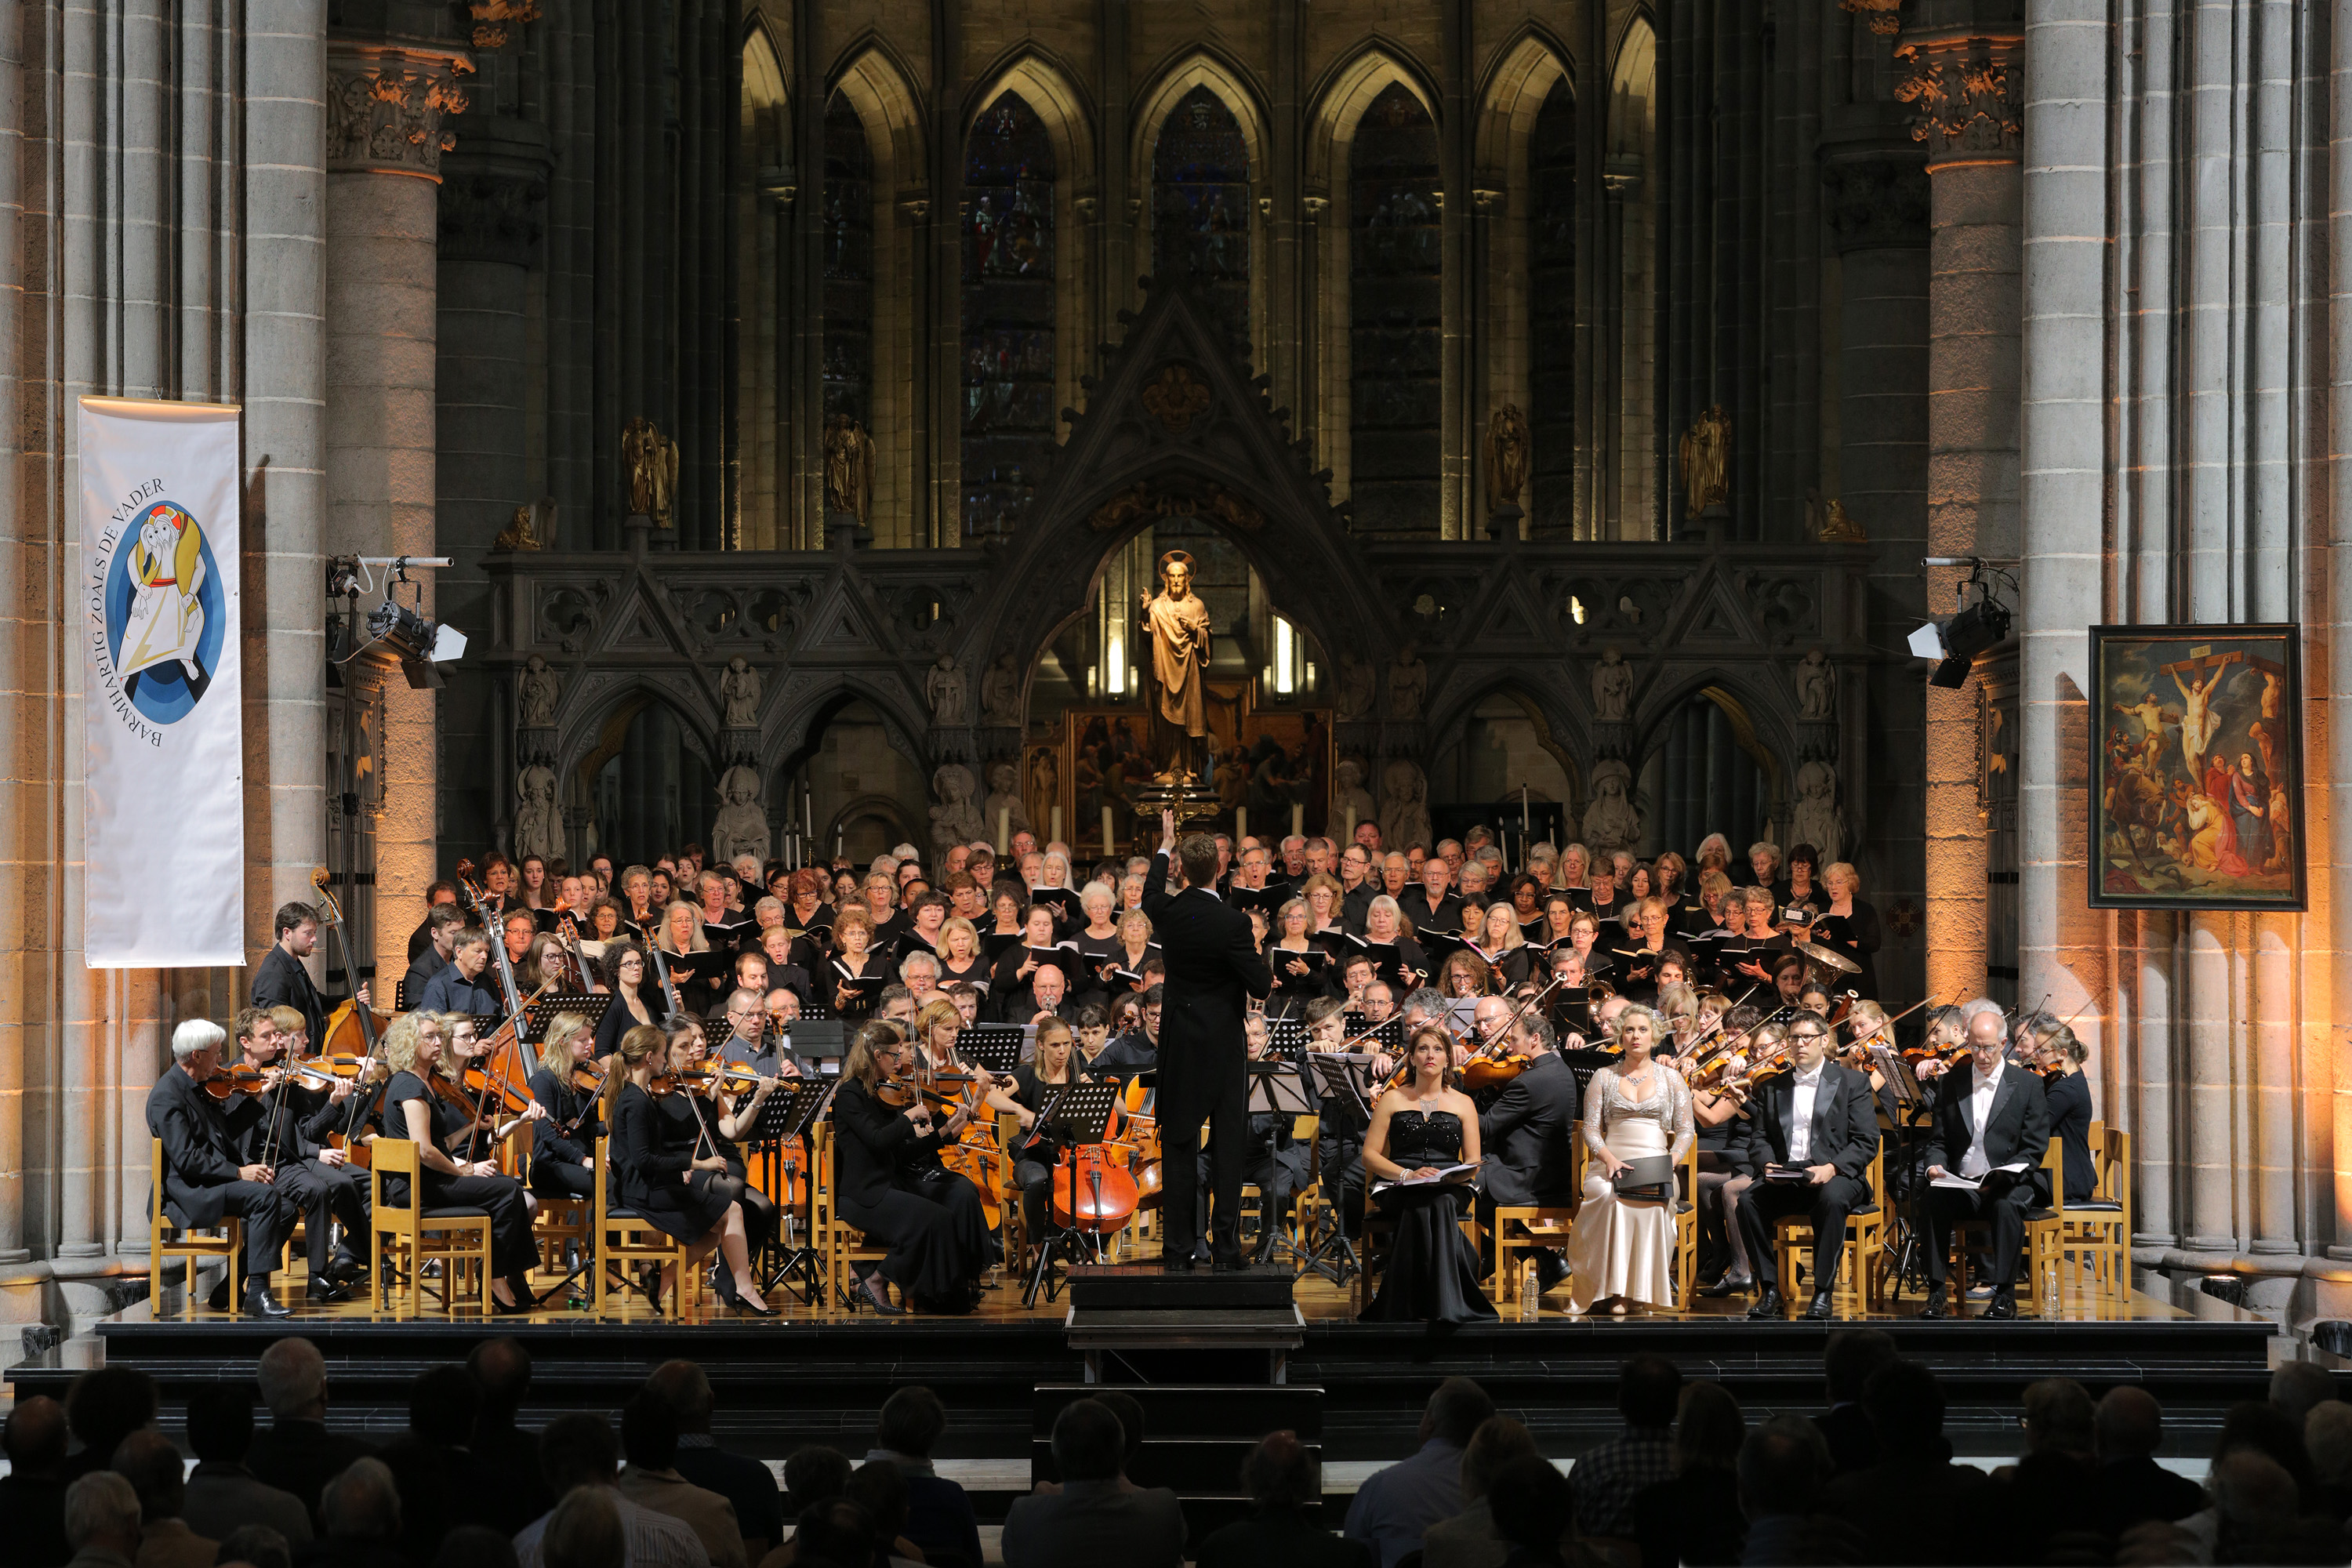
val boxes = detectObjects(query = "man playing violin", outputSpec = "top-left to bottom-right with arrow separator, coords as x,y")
228,1007 -> 372,1302
144,1018 -> 300,1318
252,901 -> 368,1053
1473,1010 -> 1580,1294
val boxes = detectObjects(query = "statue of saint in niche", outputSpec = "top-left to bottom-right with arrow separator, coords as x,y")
1136,550 -> 1214,785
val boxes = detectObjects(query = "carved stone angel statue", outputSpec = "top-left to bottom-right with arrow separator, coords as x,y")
720,656 -> 762,729
980,652 -> 1022,727
1679,404 -> 1731,514
1591,647 -> 1634,723
924,654 -> 969,726
1483,402 -> 1530,508
517,655 -> 561,729
1386,644 -> 1428,722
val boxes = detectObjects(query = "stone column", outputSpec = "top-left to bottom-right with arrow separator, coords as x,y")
1820,122 -> 1930,1006
1896,19 -> 2024,1015
325,37 -> 470,986
436,118 -> 550,842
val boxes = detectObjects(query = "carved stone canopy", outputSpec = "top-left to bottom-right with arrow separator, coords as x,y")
1085,478 -> 1264,534
326,41 -> 474,180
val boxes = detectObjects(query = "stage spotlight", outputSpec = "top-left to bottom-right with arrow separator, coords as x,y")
1911,590 -> 2013,690
367,599 -> 463,689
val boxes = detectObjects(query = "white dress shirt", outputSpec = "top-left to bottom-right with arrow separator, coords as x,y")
1960,1066 -> 2002,1178
1788,1063 -> 1825,1163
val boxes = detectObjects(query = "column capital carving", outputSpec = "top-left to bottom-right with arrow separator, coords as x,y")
1893,30 -> 2024,168
1819,143 -> 1931,253
326,40 -> 475,180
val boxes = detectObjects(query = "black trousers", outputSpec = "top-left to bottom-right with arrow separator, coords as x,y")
419,1171 -> 539,1280
1737,1174 -> 1869,1293
1196,1149 -> 1300,1243
529,1159 -> 594,1200
1159,1040 -> 1246,1260
274,1158 -> 369,1269
1926,1173 -> 2033,1287
201,1179 -> 298,1276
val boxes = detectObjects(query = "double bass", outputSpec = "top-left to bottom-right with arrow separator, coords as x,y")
309,866 -> 391,1168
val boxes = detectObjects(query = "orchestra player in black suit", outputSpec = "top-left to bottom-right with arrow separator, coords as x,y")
231,1007 -> 372,1301
1475,1013 -> 1582,1293
1733,1013 -> 1880,1320
251,901 -> 360,1054
1918,1005 -> 2052,1320
146,1019 -> 298,1318
1142,810 -> 1273,1271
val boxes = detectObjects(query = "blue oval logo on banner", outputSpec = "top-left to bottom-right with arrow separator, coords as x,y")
104,500 -> 224,725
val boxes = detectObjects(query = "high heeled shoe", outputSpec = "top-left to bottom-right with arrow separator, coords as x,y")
733,1280 -> 780,1316
857,1272 -> 906,1316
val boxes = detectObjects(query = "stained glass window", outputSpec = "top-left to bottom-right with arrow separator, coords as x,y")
822,94 -> 875,427
1152,85 -> 1250,350
961,92 -> 1057,539
1348,83 -> 1442,535
1529,81 -> 1577,533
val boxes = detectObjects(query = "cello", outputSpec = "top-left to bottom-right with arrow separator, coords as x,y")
1046,1082 -> 1139,1234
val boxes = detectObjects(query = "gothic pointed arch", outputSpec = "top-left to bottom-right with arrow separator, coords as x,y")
1131,53 -> 1268,355
738,22 -> 793,548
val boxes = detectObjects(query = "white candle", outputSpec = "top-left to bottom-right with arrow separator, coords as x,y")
1051,806 -> 1063,844
1102,806 -> 1114,858
996,806 -> 1010,855
1236,806 -> 1247,844
835,825 -> 844,860
1291,802 -> 1304,840
1345,803 -> 1356,839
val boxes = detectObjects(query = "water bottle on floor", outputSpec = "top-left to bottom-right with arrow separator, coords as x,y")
1519,1260 -> 1540,1321
2040,1262 -> 2060,1319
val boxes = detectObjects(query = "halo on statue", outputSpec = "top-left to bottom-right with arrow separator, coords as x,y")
1156,549 -> 1196,580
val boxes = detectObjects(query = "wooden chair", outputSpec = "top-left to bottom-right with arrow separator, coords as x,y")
521,1142 -> 593,1269
1669,1138 -> 1701,1306
368,1138 -> 492,1319
996,1111 -> 1033,1276
811,1122 -> 889,1310
2027,1120 -> 2131,1303
589,1121 -> 702,1321
1772,1145 -> 1889,1310
1488,1134 -> 1582,1306
148,1139 -> 244,1314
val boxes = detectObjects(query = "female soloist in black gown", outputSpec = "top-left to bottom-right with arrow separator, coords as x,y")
1359,1026 -> 1497,1325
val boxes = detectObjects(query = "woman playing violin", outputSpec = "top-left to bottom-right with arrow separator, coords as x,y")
828,907 -> 889,1021
831,1019 -> 995,1316
1689,1005 -> 1762,1298
528,1012 -> 601,1200
608,1024 -> 776,1315
670,1016 -> 782,1265
379,1012 -> 539,1312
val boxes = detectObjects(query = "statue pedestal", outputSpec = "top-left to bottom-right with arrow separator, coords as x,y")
826,510 -> 872,550
1486,502 -> 1523,542
624,514 -> 655,555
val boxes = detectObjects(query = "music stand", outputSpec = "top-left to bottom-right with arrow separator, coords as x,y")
1265,1017 -> 1309,1059
959,1025 -> 1026,1076
751,1079 -> 837,1302
524,993 -> 612,1044
1247,1058 -> 1317,1270
1298,1053 -> 1377,1284
1359,1016 -> 1406,1054
1022,1082 -> 1122,1307
782,1018 -> 846,1069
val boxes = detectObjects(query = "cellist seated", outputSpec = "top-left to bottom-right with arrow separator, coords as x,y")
988,1016 -> 1092,1245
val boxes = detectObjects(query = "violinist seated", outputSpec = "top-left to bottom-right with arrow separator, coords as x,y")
1301,996 -> 1367,1240
415,928 -> 503,1018
716,988 -> 814,1080
1188,1014 -> 1305,1267
1687,1007 -> 1766,1299
831,1020 -> 996,1316
1730,1013 -> 1880,1321
609,1025 -> 777,1316
1472,1010 -> 1581,1294
376,1012 -> 541,1313
1089,987 -> 1163,1082
527,1012 -> 604,1200
670,1015 -> 781,1261
987,1015 -> 1090,1244
231,1006 -> 373,1301
146,1018 -> 302,1318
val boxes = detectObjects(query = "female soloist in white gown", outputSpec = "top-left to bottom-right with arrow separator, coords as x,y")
1566,1006 -> 1693,1314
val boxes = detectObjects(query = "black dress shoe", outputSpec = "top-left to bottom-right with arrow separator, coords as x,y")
1806,1290 -> 1835,1320
1699,1273 -> 1754,1299
1536,1250 -> 1571,1293
206,1276 -> 231,1312
858,1274 -> 906,1316
1163,1254 -> 1197,1273
306,1277 -> 350,1305
1984,1287 -> 2019,1320
328,1251 -> 371,1286
1745,1289 -> 1784,1320
243,1282 -> 293,1319
1918,1288 -> 1952,1319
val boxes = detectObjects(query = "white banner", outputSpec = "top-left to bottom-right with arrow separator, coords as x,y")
80,397 -> 245,967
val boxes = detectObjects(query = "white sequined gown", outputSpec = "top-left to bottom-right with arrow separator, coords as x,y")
1566,1065 -> 1693,1312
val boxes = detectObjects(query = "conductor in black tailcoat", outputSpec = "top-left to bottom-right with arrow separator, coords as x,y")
1142,809 -> 1272,1270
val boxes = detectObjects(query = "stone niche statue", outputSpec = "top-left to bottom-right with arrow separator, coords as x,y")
1591,647 -> 1634,723
981,760 -> 1031,840
1378,758 -> 1434,855
929,763 -> 985,856
1334,653 -> 1376,722
1791,759 -> 1846,865
517,654 -> 561,730
1794,647 -> 1836,722
1024,748 -> 1059,839
1137,550 -> 1214,783
1679,405 -> 1731,514
710,764 -> 771,862
822,415 -> 874,522
1483,403 -> 1530,509
1581,758 -> 1644,852
513,764 -> 563,862
924,654 -> 968,727
622,416 -> 678,527
720,655 -> 762,729
980,652 -> 1022,727
1331,757 -> 1377,837
1386,643 -> 1428,722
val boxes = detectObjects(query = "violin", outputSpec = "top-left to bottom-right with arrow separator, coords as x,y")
1455,976 -> 1568,1094
920,1058 -> 1011,1229
203,1058 -> 362,1100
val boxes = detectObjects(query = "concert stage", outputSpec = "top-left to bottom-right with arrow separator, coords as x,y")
10,1267 -> 2281,1479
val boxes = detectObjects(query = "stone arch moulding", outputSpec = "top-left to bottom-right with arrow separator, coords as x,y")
1421,673 -> 1590,814
826,792 -> 922,855
554,677 -> 724,800
827,34 -> 931,192
963,45 -> 1098,183
1301,39 -> 1443,196
762,676 -> 934,783
1469,25 -> 1575,183
959,270 -> 1388,727
1129,49 -> 1273,342
1626,670 -> 1792,823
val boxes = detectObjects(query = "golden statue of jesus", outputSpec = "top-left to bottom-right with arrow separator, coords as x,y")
1137,550 -> 1214,784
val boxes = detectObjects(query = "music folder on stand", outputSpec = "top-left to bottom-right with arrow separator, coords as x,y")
523,993 -> 613,1043
1297,1053 -> 1378,1286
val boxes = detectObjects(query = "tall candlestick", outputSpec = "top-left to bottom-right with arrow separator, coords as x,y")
1291,802 -> 1304,840
1345,804 -> 1356,839
1236,806 -> 1247,844
996,807 -> 1010,855
1102,806 -> 1114,858
1050,805 -> 1062,845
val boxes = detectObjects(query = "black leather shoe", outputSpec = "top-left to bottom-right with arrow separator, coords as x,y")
1163,1254 -> 1197,1273
1984,1287 -> 2019,1320
1699,1272 -> 1754,1299
1745,1289 -> 1784,1320
1806,1290 -> 1835,1320
328,1251 -> 370,1286
306,1277 -> 350,1305
205,1276 -> 231,1312
1918,1288 -> 1952,1319
243,1282 -> 293,1319
1536,1250 -> 1571,1293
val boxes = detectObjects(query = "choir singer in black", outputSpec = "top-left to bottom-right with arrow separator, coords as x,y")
1142,809 -> 1272,1271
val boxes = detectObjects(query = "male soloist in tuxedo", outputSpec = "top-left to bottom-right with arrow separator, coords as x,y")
146,1018 -> 298,1317
1142,810 -> 1272,1270
1919,1004 -> 2050,1319
1735,1013 -> 1881,1320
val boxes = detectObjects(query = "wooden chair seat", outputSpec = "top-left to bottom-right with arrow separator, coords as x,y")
148,1139 -> 243,1315
1772,1146 -> 1889,1309
368,1138 -> 492,1319
590,1117 -> 702,1320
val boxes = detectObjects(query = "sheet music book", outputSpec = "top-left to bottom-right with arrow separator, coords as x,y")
980,930 -> 1027,963
1372,1161 -> 1478,1193
1227,884 -> 1290,916
1416,928 -> 1469,964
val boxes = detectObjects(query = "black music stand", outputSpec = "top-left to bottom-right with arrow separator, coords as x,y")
1246,1058 -> 1317,1270
1021,1081 -> 1122,1308
1265,1017 -> 1309,1058
1871,1048 -> 1938,1298
1298,1053 -> 1377,1285
524,993 -> 612,1043
751,1080 -> 836,1304
959,1025 -> 1026,1076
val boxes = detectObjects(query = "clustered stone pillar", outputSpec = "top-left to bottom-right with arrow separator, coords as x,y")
1897,16 -> 2024,1011
325,38 -> 471,988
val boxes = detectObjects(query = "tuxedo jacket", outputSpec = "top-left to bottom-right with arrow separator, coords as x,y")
251,945 -> 328,1049
1921,1061 -> 2052,1186
147,1067 -> 267,1226
1477,1051 -> 1581,1205
1735,1062 -> 1878,1182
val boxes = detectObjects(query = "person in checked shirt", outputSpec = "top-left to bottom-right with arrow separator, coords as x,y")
1565,1356 -> 1682,1541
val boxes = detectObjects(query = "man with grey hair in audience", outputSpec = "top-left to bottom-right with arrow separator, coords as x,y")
111,1429 -> 214,1568
514,1414 -> 707,1568
296,1459 -> 405,1568
61,1472 -> 143,1568
246,1338 -> 374,1527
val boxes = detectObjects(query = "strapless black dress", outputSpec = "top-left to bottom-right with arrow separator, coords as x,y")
1360,1109 -> 1497,1325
